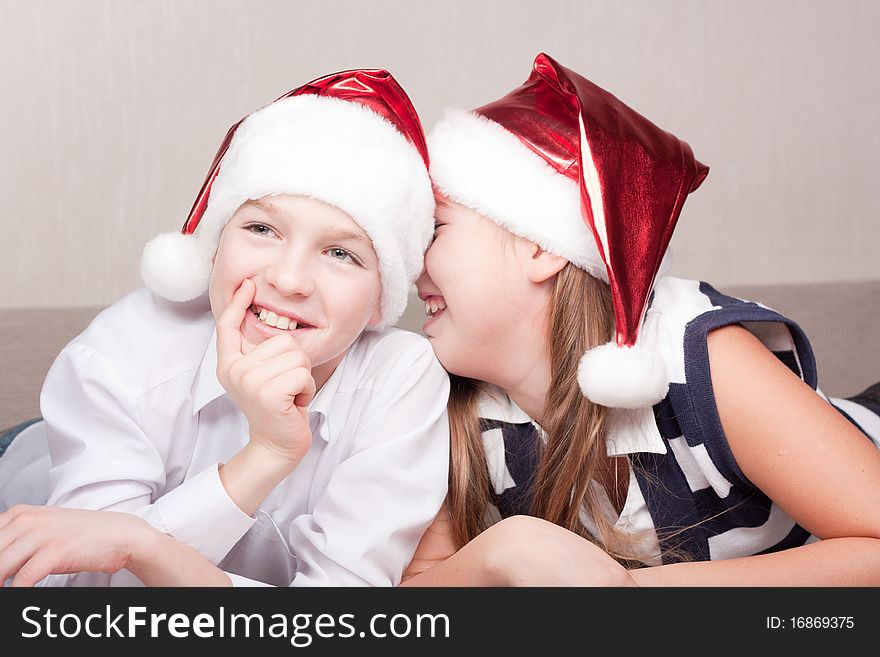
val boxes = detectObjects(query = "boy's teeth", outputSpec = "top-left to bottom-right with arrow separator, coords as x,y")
253,305 -> 299,331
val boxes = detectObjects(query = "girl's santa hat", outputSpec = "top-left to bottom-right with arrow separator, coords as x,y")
141,68 -> 434,329
428,53 -> 709,408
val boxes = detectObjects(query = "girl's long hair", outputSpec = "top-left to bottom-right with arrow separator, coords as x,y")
446,263 -> 648,562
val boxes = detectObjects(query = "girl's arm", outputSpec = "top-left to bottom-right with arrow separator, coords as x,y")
400,502 -> 496,586
632,324 -> 880,586
407,325 -> 880,587
400,504 -> 636,587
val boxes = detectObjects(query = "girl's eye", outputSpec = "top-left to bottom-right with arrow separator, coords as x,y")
244,223 -> 276,238
327,247 -> 360,266
428,221 -> 445,246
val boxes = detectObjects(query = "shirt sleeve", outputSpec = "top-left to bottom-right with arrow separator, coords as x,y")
40,343 -> 255,587
227,573 -> 273,587
286,339 -> 450,587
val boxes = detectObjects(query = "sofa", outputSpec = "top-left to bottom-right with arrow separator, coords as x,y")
2,280 -> 879,433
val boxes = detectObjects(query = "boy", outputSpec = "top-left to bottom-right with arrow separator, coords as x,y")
0,68 -> 449,587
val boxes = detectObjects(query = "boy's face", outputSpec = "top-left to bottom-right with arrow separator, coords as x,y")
209,194 -> 382,386
416,192 -> 544,385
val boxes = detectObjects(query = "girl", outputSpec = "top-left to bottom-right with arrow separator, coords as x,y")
0,68 -> 450,587
403,52 -> 880,586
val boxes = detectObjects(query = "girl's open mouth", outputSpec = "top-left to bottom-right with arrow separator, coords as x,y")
424,296 -> 447,318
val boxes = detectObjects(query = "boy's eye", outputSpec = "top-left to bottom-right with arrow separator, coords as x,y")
244,223 -> 275,237
327,247 -> 360,266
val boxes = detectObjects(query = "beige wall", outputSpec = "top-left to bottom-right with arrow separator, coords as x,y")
1,0 -> 878,309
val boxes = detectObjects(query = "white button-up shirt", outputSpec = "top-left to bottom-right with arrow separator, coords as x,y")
12,287 -> 450,586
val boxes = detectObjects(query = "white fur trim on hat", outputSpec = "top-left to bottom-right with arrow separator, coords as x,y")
577,341 -> 669,409
142,94 -> 434,328
428,108 -> 608,281
427,108 -> 675,282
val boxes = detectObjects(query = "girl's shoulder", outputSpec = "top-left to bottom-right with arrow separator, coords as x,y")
647,277 -> 817,390
645,277 -> 819,492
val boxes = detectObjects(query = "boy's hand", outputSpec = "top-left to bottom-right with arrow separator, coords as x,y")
0,505 -> 146,587
216,279 -> 315,465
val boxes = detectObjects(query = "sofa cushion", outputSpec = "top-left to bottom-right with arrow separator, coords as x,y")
2,280 -> 878,431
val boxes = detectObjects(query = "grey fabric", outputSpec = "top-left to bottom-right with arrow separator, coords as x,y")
0,417 -> 42,458
724,280 -> 880,398
1,306 -> 102,431
2,280 -> 878,430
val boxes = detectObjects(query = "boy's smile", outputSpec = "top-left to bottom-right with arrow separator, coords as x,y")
244,303 -> 316,338
248,300 -> 317,333
209,194 -> 382,389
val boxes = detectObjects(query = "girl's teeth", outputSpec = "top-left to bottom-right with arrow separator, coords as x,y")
425,298 -> 446,317
265,311 -> 279,327
259,309 -> 268,321
276,316 -> 290,330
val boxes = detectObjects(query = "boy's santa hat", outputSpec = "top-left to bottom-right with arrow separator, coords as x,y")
428,53 -> 709,408
141,68 -> 434,329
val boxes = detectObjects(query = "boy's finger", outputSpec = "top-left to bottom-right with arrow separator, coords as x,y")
240,332 -> 310,367
216,279 -> 256,364
235,353 -> 311,388
10,552 -> 52,588
261,370 -> 316,410
294,373 -> 317,408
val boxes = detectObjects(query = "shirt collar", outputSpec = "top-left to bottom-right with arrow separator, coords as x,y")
604,406 -> 667,457
477,384 -> 533,424
190,328 -> 346,444
191,329 -> 225,414
305,350 -> 347,443
475,383 -> 667,457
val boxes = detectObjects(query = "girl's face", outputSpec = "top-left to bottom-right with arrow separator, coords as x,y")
209,194 -> 382,385
416,193 -> 551,386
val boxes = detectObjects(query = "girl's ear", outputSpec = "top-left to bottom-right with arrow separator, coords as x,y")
525,243 -> 568,283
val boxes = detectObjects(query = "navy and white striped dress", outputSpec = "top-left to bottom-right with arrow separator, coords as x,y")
478,277 -> 880,565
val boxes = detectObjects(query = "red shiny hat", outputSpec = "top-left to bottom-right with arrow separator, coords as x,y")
429,53 -> 709,408
182,68 -> 430,236
141,68 -> 434,329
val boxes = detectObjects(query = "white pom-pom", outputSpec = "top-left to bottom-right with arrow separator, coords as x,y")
140,232 -> 212,302
577,341 -> 669,409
